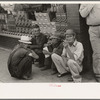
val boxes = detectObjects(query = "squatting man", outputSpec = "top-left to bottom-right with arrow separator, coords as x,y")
52,29 -> 84,82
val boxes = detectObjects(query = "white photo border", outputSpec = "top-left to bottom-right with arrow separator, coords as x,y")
0,1 -> 100,99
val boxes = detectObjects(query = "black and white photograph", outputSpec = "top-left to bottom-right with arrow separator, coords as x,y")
0,2 -> 100,83
0,1 -> 100,99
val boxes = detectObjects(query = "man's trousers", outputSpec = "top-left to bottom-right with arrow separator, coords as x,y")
51,53 -> 82,82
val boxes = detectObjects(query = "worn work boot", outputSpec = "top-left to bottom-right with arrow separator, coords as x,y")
57,72 -> 68,78
22,75 -> 32,80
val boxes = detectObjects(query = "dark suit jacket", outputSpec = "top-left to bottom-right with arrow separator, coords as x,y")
30,33 -> 47,53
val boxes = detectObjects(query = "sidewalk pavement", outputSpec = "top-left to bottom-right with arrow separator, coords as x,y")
0,47 -> 97,83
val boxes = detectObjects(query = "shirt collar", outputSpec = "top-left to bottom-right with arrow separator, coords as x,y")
68,40 -> 77,47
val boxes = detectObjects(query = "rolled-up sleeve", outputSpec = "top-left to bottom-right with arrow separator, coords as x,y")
79,4 -> 94,18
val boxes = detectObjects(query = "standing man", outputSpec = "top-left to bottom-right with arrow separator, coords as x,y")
79,4 -> 100,82
28,24 -> 47,68
52,29 -> 84,82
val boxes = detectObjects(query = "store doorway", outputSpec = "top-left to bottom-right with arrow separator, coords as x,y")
79,14 -> 93,73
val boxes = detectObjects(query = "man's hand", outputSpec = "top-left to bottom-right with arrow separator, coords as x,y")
44,43 -> 49,47
28,53 -> 33,57
53,48 -> 57,53
63,40 -> 68,48
43,50 -> 51,55
62,55 -> 69,66
29,51 -> 39,59
62,55 -> 69,61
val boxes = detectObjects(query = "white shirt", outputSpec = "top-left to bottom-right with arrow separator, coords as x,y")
43,47 -> 50,58
62,40 -> 84,64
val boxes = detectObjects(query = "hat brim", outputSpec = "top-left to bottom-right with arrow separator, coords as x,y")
18,40 -> 32,44
50,36 -> 60,39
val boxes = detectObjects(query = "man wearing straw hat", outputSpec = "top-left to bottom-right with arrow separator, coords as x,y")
7,36 -> 39,80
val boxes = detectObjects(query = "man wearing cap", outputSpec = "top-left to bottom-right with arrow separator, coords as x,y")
50,33 -> 65,74
79,4 -> 100,82
7,36 -> 39,80
41,33 -> 64,71
28,24 -> 47,68
52,29 -> 84,82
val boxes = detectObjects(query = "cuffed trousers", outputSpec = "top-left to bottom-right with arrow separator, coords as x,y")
51,53 -> 82,82
89,26 -> 100,78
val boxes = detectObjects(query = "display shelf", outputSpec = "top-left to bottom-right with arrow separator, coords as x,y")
0,31 -> 32,39
0,32 -> 20,39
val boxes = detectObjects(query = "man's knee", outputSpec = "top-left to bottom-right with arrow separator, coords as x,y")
51,53 -> 61,60
51,53 -> 56,59
67,59 -> 75,66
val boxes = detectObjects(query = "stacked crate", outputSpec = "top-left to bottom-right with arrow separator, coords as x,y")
35,12 -> 56,35
55,5 -> 68,32
3,11 -> 33,36
15,11 -> 32,36
0,13 -> 7,31
7,15 -> 16,32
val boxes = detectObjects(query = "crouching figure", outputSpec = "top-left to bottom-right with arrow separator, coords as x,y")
7,36 -> 39,80
52,29 -> 84,82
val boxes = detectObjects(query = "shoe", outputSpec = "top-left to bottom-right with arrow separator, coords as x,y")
41,67 -> 50,71
22,75 -> 32,80
51,71 -> 58,75
95,77 -> 100,82
31,51 -> 39,59
68,77 -> 73,82
57,73 -> 68,78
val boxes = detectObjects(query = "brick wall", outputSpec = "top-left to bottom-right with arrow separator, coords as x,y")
66,4 -> 81,41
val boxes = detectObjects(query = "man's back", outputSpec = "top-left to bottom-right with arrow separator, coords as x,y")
11,47 -> 28,66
